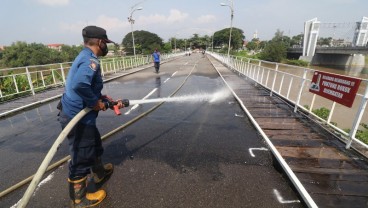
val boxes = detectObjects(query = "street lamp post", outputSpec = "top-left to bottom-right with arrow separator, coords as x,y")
221,0 -> 234,58
128,6 -> 143,59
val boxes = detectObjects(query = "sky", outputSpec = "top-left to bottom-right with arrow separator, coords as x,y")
0,0 -> 367,46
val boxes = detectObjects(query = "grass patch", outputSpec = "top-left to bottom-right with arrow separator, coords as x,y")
283,59 -> 309,67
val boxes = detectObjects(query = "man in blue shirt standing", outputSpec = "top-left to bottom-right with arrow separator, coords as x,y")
152,48 -> 160,73
59,25 -> 123,207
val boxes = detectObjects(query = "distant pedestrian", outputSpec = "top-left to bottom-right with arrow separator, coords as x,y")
152,49 -> 161,73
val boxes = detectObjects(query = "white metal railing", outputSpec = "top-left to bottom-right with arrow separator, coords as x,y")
0,53 -> 182,101
209,52 -> 368,154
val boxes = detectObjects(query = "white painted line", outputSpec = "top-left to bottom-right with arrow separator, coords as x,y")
235,113 -> 244,117
125,88 -> 157,115
11,172 -> 56,208
142,88 -> 158,100
124,68 -> 178,115
33,172 -> 55,196
273,189 -> 300,204
249,147 -> 268,157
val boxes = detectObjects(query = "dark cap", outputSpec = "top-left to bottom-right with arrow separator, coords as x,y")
82,25 -> 115,43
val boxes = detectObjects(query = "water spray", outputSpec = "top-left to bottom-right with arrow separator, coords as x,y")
106,88 -> 231,116
129,88 -> 231,105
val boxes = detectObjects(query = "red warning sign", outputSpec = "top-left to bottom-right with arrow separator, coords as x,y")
309,71 -> 361,108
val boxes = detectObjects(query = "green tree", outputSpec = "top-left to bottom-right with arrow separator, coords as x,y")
122,30 -> 163,55
317,37 -> 332,46
213,27 -> 245,52
59,45 -> 83,62
176,39 -> 186,50
259,30 -> 287,62
246,38 -> 260,51
290,34 -> 303,47
186,33 -> 211,50
161,42 -> 170,53
0,42 -> 82,68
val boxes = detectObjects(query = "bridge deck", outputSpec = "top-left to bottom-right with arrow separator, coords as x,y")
1,55 -> 368,207
208,55 -> 368,207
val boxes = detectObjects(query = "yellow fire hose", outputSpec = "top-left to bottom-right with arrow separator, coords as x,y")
17,108 -> 91,208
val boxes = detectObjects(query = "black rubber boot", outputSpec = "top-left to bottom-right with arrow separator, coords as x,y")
68,176 -> 106,208
92,157 -> 114,184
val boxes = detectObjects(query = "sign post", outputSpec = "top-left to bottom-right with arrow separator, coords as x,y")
309,71 -> 362,108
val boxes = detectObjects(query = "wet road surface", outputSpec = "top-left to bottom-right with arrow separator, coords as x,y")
0,53 -> 303,207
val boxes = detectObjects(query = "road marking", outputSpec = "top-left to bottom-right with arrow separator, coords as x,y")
249,147 -> 268,157
125,88 -> 157,115
33,172 -> 55,195
11,172 -> 56,208
273,189 -> 300,204
125,69 -> 179,115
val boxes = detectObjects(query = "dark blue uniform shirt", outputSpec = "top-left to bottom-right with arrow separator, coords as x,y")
152,51 -> 160,62
61,47 -> 103,125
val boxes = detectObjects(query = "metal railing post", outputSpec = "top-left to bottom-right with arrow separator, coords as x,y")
25,67 -> 35,95
346,83 -> 368,149
309,94 -> 316,113
12,75 -> 19,94
287,77 -> 293,99
60,63 -> 66,84
113,58 -> 117,73
246,59 -> 250,76
279,74 -> 285,94
51,69 -> 56,86
260,68 -> 265,85
270,64 -> 279,96
123,58 -> 126,71
41,71 -> 46,87
327,102 -> 336,124
294,69 -> 308,113
265,70 -> 270,87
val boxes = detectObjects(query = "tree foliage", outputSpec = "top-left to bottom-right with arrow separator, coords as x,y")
290,34 -> 303,47
122,30 -> 163,55
213,27 -> 245,52
187,33 -> 210,50
0,42 -> 82,68
259,29 -> 288,62
246,38 -> 264,51
317,37 -> 332,46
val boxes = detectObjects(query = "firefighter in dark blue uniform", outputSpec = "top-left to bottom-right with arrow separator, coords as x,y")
58,25 -> 123,207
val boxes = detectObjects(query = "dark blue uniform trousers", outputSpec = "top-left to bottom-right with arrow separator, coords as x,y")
59,111 -> 104,179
